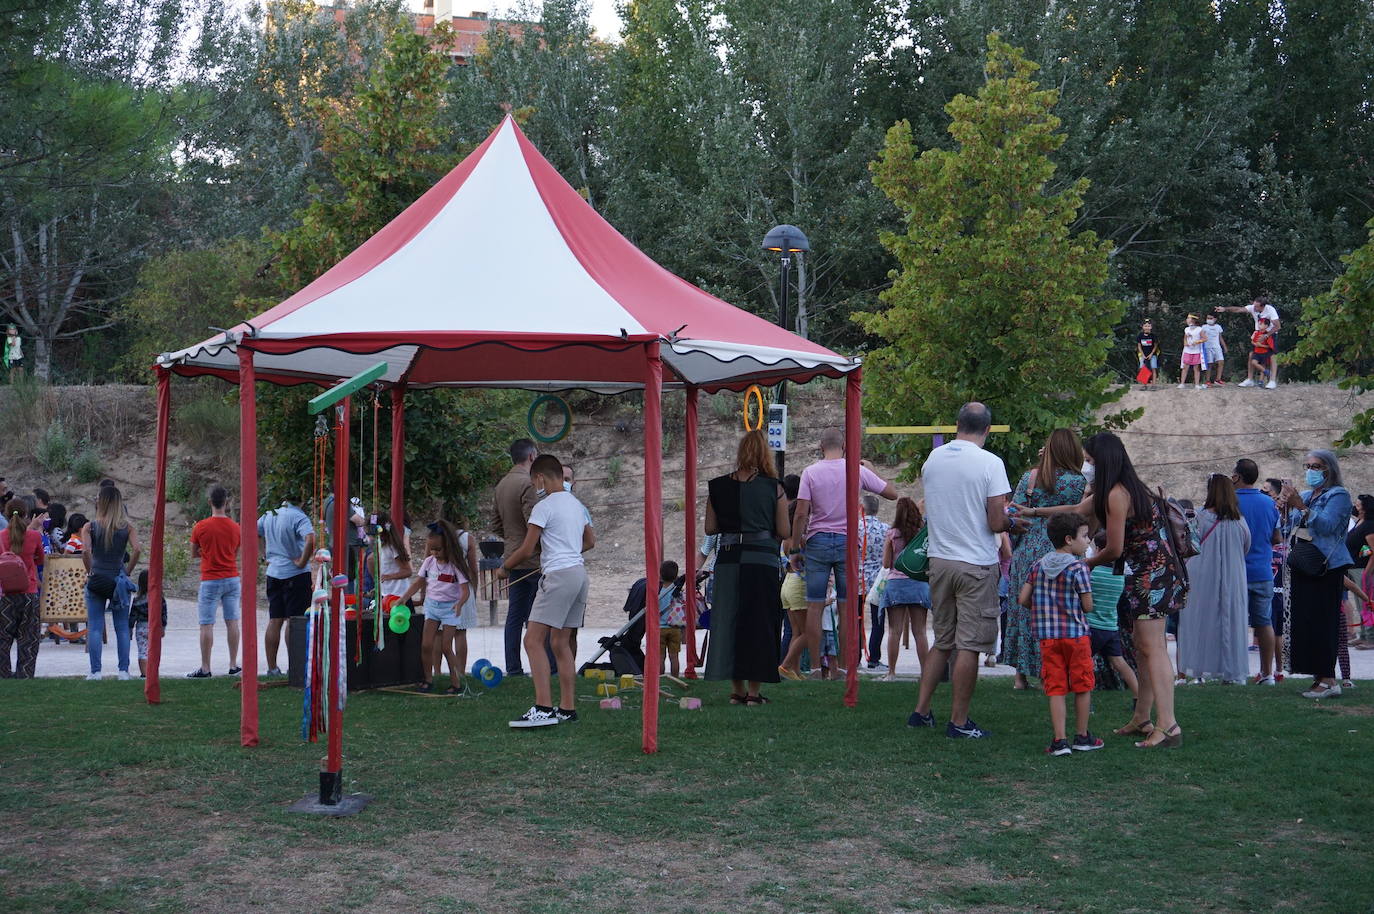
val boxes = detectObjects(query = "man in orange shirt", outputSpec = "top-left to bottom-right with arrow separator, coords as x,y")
188,486 -> 242,678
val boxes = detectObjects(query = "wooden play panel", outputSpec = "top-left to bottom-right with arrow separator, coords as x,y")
39,555 -> 89,623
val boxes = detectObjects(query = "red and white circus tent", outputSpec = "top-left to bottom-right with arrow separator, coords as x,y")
145,116 -> 866,760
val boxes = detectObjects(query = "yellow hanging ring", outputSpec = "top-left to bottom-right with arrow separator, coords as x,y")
742,385 -> 765,431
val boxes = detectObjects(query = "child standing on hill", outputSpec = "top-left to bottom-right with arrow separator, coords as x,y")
658,560 -> 687,677
1249,317 -> 1275,386
1179,314 -> 1206,390
1202,314 -> 1227,386
130,570 -> 168,679
1136,320 -> 1159,389
499,454 -> 594,728
1019,513 -> 1103,756
1087,532 -> 1139,700
398,520 -> 470,694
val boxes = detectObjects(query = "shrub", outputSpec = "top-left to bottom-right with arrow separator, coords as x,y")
34,421 -> 74,471
166,462 -> 196,503
606,454 -> 623,488
175,391 -> 238,449
163,535 -> 190,583
71,440 -> 102,483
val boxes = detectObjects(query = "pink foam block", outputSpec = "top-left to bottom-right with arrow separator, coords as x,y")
679,697 -> 702,710
599,697 -> 622,710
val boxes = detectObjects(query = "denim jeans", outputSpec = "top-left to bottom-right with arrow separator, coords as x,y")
803,532 -> 848,602
504,570 -> 541,673
86,589 -> 131,674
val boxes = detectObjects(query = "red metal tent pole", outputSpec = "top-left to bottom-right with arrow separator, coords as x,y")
390,384 -> 406,524
144,367 -> 171,704
325,397 -> 350,798
642,342 -> 664,753
238,347 -> 261,746
683,386 -> 699,675
843,368 -> 863,708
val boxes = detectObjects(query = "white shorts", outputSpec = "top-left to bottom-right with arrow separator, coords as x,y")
529,565 -> 588,630
1204,345 -> 1223,363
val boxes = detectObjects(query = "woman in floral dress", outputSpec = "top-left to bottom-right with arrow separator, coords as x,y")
1002,429 -> 1086,689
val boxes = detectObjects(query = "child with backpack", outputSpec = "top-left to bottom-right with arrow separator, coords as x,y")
0,499 -> 46,678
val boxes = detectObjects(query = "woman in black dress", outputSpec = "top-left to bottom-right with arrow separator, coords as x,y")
704,430 -> 790,705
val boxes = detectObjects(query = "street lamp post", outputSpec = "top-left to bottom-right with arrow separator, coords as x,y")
761,224 -> 810,478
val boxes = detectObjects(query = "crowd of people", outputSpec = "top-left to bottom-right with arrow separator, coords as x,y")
674,405 -> 1371,754
3,396 -> 1370,755
1135,298 -> 1284,390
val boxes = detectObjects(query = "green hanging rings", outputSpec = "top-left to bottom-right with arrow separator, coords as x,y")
527,394 -> 572,444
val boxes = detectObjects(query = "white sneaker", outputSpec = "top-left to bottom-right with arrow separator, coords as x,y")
116,670 -> 132,681
1301,684 -> 1341,699
85,672 -> 102,681
1195,384 -> 1206,390
1177,383 -> 1187,389
509,706 -> 560,728
1265,380 -> 1277,389
1238,379 -> 1255,387
1255,675 -> 1277,686
267,667 -> 284,677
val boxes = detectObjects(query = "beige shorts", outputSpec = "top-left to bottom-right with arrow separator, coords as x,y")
529,565 -> 589,629
780,572 -> 808,613
928,557 -> 1000,653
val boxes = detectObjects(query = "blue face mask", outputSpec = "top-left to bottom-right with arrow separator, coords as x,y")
1305,468 -> 1325,488
563,481 -> 572,492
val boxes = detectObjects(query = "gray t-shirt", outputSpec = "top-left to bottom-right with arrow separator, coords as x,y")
322,495 -> 367,547
257,503 -> 314,579
921,440 -> 1012,567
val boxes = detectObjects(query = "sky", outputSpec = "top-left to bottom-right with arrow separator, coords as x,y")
414,1 -> 625,39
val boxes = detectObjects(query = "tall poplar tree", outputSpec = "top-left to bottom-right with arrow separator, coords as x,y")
860,36 -> 1127,473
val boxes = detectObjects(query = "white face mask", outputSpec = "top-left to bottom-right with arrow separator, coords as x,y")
1081,461 -> 1095,484
563,481 -> 572,492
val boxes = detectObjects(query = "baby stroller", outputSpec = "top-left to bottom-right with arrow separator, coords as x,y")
691,570 -> 711,671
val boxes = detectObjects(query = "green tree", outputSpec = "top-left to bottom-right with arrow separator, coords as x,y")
254,21 -> 521,521
1293,217 -> 1374,446
860,36 -> 1127,474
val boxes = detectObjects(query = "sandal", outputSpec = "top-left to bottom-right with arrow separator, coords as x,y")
417,682 -> 434,693
744,694 -> 771,706
444,685 -> 463,695
1113,720 -> 1154,737
729,693 -> 747,705
1135,723 -> 1182,749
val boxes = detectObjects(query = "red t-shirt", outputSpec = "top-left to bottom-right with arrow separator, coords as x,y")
2,529 -> 45,594
192,516 -> 240,580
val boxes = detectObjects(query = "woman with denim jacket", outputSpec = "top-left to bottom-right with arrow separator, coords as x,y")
1279,449 -> 1354,699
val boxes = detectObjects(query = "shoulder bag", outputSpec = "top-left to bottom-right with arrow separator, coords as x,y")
894,526 -> 929,582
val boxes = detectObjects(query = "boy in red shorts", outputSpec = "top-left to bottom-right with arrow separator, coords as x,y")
1019,513 -> 1103,756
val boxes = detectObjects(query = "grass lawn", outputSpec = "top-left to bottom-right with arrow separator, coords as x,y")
0,675 -> 1369,913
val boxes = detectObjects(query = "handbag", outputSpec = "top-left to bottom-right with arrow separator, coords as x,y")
866,567 -> 889,607
1286,531 -> 1328,577
894,526 -> 929,581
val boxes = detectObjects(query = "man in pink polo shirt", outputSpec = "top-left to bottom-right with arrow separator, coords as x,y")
781,428 -> 897,678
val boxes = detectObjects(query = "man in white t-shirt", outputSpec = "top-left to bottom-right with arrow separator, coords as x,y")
1217,298 -> 1280,389
782,428 -> 897,679
499,454 -> 594,728
908,403 -> 1013,740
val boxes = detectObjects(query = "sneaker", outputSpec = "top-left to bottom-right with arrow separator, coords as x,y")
1238,378 -> 1256,387
1177,383 -> 1187,389
1046,738 -> 1072,756
509,706 -> 560,728
907,710 -> 936,728
1255,675 -> 1277,686
85,672 -> 102,681
1195,384 -> 1206,390
267,667 -> 284,677
1265,380 -> 1277,389
1274,673 -> 1285,683
554,708 -> 579,723
1248,644 -> 1259,652
1300,684 -> 1341,700
185,669 -> 211,679
228,666 -> 242,677
947,718 -> 989,739
1072,732 -> 1105,752
1215,379 -> 1226,385
866,662 -> 889,672
1341,679 -> 1356,690
116,671 -> 132,681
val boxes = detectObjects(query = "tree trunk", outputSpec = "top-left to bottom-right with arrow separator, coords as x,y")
796,252 -> 809,340
33,334 -> 51,382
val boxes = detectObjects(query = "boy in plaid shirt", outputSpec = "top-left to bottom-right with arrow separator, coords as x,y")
1018,513 -> 1104,756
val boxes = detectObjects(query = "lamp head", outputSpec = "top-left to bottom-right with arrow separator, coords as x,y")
761,224 -> 811,254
